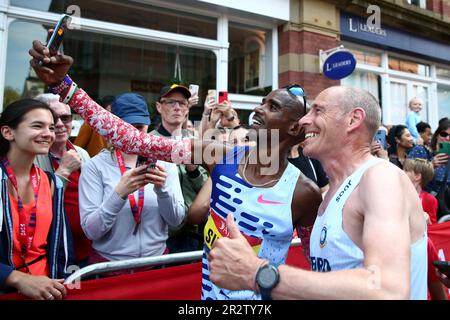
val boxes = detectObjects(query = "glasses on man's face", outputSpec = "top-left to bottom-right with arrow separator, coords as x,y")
285,84 -> 307,115
439,131 -> 450,138
55,114 -> 72,124
160,99 -> 188,108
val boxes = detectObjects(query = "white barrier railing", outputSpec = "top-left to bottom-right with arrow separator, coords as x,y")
64,238 -> 301,284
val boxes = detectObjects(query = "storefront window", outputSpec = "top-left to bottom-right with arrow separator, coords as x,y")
438,85 -> 450,121
388,57 -> 430,77
3,20 -> 216,122
437,67 -> 450,80
341,70 -> 380,101
10,0 -> 217,40
229,22 -> 272,96
348,48 -> 381,67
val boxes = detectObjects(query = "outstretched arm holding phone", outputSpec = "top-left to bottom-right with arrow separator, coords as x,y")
30,40 -> 192,164
29,38 -> 233,172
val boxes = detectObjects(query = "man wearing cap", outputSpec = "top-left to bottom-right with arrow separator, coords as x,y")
78,93 -> 185,266
151,84 -> 209,253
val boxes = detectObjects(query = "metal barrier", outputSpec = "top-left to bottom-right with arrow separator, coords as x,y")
64,238 -> 301,285
438,214 -> 450,223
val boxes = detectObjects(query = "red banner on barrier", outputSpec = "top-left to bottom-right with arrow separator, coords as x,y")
428,221 -> 450,261
1,224 -> 449,301
428,221 -> 450,298
0,246 -> 308,300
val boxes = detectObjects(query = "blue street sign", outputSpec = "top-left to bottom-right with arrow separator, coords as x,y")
322,50 -> 356,80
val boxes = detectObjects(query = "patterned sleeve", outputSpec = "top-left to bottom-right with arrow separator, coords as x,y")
407,145 -> 431,161
69,88 -> 192,164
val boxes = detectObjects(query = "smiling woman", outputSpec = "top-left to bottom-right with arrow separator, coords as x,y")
0,99 -> 75,300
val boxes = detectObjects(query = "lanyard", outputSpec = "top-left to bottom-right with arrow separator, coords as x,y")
115,150 -> 144,233
0,157 -> 40,273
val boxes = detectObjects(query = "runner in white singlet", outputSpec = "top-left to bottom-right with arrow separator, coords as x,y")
208,86 -> 428,300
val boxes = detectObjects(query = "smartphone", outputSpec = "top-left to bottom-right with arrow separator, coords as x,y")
46,14 -> 72,54
137,155 -> 155,168
432,260 -> 450,276
207,89 -> 216,99
438,142 -> 450,156
373,129 -> 387,149
218,91 -> 228,104
189,84 -> 199,96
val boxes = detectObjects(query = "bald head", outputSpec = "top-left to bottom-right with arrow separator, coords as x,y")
323,86 -> 381,137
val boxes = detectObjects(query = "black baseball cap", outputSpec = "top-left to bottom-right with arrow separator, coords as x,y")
159,84 -> 191,101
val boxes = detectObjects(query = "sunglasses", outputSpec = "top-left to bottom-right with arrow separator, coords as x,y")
55,114 -> 72,123
284,84 -> 307,115
439,131 -> 450,138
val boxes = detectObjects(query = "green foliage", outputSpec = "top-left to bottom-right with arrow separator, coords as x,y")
3,86 -> 21,109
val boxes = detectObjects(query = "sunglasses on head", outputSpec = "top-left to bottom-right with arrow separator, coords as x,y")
439,131 -> 450,138
284,84 -> 307,115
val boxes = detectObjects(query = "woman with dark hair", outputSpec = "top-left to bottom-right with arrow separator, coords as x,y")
387,124 -> 414,169
0,99 -> 74,300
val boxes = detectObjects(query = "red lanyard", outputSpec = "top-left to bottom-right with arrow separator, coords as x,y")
115,150 -> 144,232
0,157 -> 40,273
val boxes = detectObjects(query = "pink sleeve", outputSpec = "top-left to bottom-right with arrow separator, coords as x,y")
69,88 -> 192,164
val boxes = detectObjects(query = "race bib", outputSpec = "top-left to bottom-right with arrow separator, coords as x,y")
204,209 -> 262,254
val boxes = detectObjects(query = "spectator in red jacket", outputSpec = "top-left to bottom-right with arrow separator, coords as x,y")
403,158 -> 438,224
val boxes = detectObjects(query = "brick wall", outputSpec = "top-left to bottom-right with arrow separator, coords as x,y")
426,0 -> 450,17
278,25 -> 339,99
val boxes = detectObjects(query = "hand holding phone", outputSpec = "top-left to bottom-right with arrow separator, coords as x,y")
216,91 -> 230,111
188,84 -> 199,107
373,128 -> 387,150
189,84 -> 199,96
432,260 -> 450,277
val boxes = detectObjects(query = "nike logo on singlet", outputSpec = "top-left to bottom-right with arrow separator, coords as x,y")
257,195 -> 285,205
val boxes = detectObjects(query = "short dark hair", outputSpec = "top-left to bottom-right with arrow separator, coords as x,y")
0,99 -> 55,156
416,121 -> 431,134
439,117 -> 449,126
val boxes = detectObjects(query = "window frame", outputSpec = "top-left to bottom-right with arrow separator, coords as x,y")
0,1 -> 281,111
342,41 -> 448,129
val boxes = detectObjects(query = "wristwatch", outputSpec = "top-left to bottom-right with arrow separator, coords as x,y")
255,263 -> 280,300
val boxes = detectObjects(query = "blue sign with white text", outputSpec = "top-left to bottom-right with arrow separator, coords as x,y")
322,50 -> 356,80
